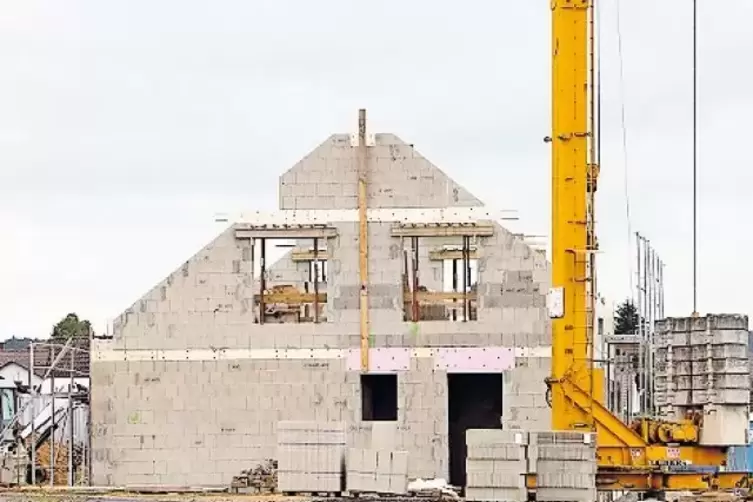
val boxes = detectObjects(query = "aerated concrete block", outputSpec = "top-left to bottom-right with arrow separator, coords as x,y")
346,448 -> 409,494
277,421 -> 346,493
465,429 -> 528,502
528,431 -> 596,502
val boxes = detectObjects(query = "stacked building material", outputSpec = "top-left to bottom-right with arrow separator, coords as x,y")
655,314 -> 750,445
346,449 -> 409,494
345,422 -> 409,494
231,459 -> 278,494
464,429 -> 528,502
276,421 -> 346,493
529,431 -> 596,502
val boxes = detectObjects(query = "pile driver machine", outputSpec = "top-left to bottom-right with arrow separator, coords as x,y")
546,0 -> 752,493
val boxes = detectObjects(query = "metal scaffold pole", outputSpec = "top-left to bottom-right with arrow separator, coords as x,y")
69,349 -> 75,486
29,343 -> 36,485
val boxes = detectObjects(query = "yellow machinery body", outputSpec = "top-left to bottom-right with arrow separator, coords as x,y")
548,0 -> 752,491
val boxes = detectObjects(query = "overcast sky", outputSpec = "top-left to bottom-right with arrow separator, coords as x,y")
1,0 -> 751,339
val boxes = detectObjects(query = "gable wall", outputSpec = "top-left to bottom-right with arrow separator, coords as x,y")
91,131 -> 551,487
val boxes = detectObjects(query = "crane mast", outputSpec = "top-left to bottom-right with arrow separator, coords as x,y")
550,0 -> 591,427
547,0 -> 752,491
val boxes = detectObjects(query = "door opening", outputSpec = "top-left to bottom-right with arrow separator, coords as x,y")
447,373 -> 503,490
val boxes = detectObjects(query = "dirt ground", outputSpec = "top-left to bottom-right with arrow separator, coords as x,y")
0,491 -> 310,502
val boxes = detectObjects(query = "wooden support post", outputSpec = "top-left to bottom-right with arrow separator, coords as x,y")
259,238 -> 266,325
462,236 -> 469,322
357,109 -> 370,372
313,237 -> 320,323
411,236 -> 419,322
452,258 -> 458,321
465,236 -> 472,320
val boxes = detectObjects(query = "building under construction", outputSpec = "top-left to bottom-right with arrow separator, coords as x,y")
90,114 -> 553,488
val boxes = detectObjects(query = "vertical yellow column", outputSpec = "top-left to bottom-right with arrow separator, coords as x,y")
550,0 -> 590,430
357,109 -> 370,372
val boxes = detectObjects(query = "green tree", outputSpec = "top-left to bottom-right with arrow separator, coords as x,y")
50,313 -> 92,340
614,300 -> 639,335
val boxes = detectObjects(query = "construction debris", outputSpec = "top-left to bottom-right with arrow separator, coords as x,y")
230,458 -> 278,494
406,479 -> 460,500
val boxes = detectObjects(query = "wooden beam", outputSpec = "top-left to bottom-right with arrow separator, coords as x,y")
254,292 -> 327,304
291,249 -> 330,261
357,109 -> 370,373
428,249 -> 479,261
402,291 -> 477,302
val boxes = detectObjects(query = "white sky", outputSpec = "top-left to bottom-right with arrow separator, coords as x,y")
1,1 -> 751,339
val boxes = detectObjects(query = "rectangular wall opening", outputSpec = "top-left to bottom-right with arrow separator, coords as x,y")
253,239 -> 328,324
361,374 -> 398,421
402,237 -> 478,322
447,373 -> 503,490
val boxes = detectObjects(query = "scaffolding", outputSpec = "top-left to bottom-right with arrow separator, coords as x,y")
635,232 -> 665,416
0,337 -> 92,486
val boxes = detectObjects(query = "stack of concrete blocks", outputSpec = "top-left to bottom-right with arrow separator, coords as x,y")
346,422 -> 409,494
655,314 -> 750,445
529,431 -> 596,502
346,449 -> 409,494
277,421 -> 346,493
465,429 -> 528,502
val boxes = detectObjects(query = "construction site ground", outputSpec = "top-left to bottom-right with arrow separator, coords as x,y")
0,489 -> 450,502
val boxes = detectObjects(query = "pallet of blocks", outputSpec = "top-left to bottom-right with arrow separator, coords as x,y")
276,420 -> 346,494
346,422 -> 409,495
528,431 -> 597,502
346,449 -> 409,495
464,429 -> 528,502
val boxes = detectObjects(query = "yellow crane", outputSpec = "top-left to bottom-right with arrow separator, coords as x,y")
548,0 -> 751,492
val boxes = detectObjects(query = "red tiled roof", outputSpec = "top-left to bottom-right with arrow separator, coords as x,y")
0,336 -> 90,379
0,350 -> 45,378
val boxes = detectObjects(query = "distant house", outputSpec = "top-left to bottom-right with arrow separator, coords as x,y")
0,338 -> 91,431
0,337 -> 36,352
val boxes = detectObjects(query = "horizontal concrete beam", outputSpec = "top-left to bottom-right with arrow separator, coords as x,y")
92,346 -> 552,362
392,222 -> 494,237
218,207 -> 517,225
235,226 -> 338,239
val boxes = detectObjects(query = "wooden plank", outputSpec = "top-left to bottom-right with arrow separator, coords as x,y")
254,292 -> 327,303
428,249 -> 479,261
291,249 -> 330,261
402,291 -> 477,302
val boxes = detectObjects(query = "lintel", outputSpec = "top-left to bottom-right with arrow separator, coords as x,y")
391,222 -> 494,238
235,225 -> 338,240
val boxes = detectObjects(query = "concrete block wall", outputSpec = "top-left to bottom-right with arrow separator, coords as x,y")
92,129 -> 551,487
278,134 -> 483,210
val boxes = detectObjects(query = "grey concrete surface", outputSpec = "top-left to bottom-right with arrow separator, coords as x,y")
91,130 -> 551,487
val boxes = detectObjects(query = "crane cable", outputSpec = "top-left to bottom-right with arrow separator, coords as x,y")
614,0 -> 634,298
692,0 -> 698,314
